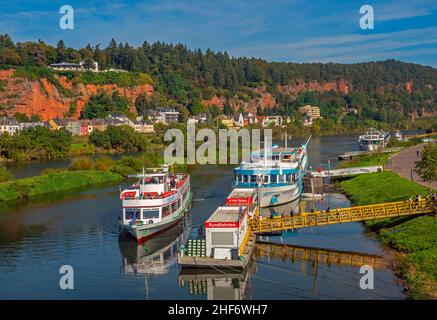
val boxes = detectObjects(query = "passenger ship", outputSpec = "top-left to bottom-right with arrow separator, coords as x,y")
119,164 -> 192,244
358,128 -> 390,151
233,137 -> 310,208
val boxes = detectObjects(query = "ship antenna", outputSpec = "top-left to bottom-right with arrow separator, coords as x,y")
305,135 -> 312,149
285,131 -> 287,149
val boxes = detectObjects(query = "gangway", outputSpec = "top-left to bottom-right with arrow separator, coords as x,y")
250,199 -> 433,234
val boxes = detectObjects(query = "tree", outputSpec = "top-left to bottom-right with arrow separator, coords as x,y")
0,166 -> 12,182
415,143 -> 437,189
83,58 -> 95,70
81,90 -> 129,119
176,105 -> 190,123
189,100 -> 205,115
30,114 -> 42,122
223,103 -> 234,116
13,112 -> 30,123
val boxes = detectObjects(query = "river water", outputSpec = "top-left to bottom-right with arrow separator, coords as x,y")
0,134 -> 404,299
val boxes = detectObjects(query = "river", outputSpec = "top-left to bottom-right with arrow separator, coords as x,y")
0,134 -> 404,299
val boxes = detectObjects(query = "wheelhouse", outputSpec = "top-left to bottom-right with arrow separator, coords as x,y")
122,197 -> 184,225
233,145 -> 308,188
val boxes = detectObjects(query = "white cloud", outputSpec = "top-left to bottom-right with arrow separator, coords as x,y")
230,27 -> 437,64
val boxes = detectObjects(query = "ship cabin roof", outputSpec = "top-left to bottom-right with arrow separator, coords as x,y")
206,206 -> 245,224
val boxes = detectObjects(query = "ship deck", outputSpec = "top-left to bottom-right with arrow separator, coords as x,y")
177,235 -> 255,270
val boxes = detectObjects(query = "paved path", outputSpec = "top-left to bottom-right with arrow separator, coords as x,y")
386,143 -> 436,189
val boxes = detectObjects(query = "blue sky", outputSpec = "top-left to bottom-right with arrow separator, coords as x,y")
1,0 -> 437,67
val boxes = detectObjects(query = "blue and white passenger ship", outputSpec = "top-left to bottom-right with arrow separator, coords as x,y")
233,137 -> 310,208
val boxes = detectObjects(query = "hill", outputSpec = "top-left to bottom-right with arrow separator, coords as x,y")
1,34 -> 437,129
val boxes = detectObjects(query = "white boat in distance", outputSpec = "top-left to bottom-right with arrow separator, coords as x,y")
358,128 -> 390,151
119,164 -> 192,244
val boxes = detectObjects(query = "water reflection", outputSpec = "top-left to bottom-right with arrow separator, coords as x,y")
0,135 -> 407,299
259,198 -> 301,217
178,264 -> 255,300
176,240 -> 401,300
119,219 -> 188,277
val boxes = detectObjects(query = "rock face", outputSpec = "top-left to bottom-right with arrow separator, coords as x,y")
203,87 -> 276,113
278,78 -> 352,96
0,69 -> 154,120
202,79 -> 351,113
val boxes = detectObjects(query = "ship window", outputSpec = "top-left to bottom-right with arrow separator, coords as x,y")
251,175 -> 257,183
270,175 -> 278,183
243,175 -> 249,183
162,205 -> 171,218
172,200 -> 179,212
125,208 -> 140,221
211,232 -> 234,246
263,175 -> 270,184
142,208 -> 159,220
144,176 -> 163,184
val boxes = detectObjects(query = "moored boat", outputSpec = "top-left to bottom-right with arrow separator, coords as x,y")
232,137 -> 310,208
119,164 -> 192,244
358,128 -> 390,151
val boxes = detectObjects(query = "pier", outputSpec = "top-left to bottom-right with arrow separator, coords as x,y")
310,165 -> 383,178
338,147 -> 403,160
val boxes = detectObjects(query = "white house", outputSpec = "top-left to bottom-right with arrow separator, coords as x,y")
0,117 -> 20,136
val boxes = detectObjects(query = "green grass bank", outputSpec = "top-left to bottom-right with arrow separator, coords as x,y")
339,171 -> 437,299
0,170 -> 123,202
337,152 -> 395,169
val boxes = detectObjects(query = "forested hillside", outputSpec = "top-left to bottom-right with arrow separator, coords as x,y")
1,34 -> 437,131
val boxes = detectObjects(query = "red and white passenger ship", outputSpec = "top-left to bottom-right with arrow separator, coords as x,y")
119,164 -> 192,244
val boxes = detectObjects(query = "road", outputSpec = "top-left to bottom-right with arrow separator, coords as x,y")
386,143 -> 436,189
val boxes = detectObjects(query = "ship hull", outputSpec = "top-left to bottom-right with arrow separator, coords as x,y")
359,144 -> 381,152
257,182 -> 302,208
121,192 -> 192,244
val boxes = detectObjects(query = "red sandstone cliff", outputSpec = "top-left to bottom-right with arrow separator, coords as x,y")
202,79 -> 351,113
202,86 -> 276,114
278,78 -> 352,96
0,69 -> 153,120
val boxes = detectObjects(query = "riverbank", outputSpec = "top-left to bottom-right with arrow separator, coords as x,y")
0,170 -> 123,202
337,152 -> 395,169
339,171 -> 436,299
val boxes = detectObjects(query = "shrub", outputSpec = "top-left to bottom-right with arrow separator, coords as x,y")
41,168 -> 68,175
94,157 -> 116,171
0,166 -> 12,182
70,158 -> 95,171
